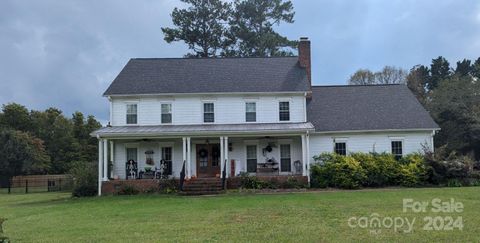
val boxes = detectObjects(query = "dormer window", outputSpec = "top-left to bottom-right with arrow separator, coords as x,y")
279,101 -> 290,121
126,104 -> 137,124
203,103 -> 214,123
161,103 -> 172,124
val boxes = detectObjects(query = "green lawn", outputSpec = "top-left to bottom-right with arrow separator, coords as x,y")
1,187 -> 479,242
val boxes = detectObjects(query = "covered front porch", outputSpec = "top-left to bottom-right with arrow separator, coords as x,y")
94,122 -> 314,195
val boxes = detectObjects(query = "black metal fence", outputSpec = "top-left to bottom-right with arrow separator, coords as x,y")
0,177 -> 73,194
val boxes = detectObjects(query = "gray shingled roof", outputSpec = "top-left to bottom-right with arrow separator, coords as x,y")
103,57 -> 309,96
307,84 -> 439,132
92,122 -> 314,137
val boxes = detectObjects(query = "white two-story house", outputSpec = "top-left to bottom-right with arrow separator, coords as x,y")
92,37 -> 439,195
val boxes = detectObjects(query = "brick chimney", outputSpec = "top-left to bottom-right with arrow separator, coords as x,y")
298,37 -> 311,87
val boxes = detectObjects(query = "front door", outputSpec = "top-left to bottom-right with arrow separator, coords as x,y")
196,144 -> 220,178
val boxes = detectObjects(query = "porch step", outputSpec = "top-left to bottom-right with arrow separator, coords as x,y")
180,178 -> 225,195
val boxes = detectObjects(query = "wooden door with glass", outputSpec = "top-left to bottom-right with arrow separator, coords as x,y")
196,144 -> 220,178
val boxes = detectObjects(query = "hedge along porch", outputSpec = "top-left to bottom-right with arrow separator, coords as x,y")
94,123 -> 314,195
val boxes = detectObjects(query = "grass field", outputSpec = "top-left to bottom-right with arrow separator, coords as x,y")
0,187 -> 479,242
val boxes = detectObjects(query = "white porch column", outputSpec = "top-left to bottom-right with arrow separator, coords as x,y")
109,141 -> 114,178
220,136 -> 224,176
103,139 -> 108,181
187,137 -> 191,179
98,138 -> 103,196
301,134 -> 307,176
306,132 -> 311,183
224,136 -> 229,178
182,137 -> 187,173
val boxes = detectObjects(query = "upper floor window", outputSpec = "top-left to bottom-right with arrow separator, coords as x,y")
334,142 -> 347,155
279,101 -> 290,121
161,104 -> 172,124
203,103 -> 214,123
126,104 -> 137,124
391,141 -> 403,160
245,102 -> 256,122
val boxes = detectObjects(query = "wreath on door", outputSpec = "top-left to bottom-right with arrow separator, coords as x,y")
199,149 -> 208,157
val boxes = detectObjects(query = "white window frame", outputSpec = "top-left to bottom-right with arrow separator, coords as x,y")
158,142 -> 175,175
278,100 -> 291,122
279,143 -> 292,173
245,144 -> 258,173
245,102 -> 256,122
160,103 -> 173,124
390,139 -> 404,159
202,101 -> 215,123
124,144 -> 139,162
125,102 -> 138,125
333,138 -> 348,155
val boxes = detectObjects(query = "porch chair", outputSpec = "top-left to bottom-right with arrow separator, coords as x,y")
155,159 -> 168,179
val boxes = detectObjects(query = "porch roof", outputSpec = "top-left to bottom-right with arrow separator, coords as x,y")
92,122 -> 314,138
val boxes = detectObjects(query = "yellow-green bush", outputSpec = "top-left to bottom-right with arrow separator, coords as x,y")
311,153 -> 366,189
311,152 -> 427,189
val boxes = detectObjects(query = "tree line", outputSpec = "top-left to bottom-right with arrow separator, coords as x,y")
349,57 -> 480,160
0,103 -> 101,182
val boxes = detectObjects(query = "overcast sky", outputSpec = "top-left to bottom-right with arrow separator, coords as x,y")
1,0 -> 479,123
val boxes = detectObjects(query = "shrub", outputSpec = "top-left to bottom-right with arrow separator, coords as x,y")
158,178 -> 178,194
424,146 -> 474,184
69,161 -> 97,197
351,152 -> 399,187
117,185 -> 139,195
397,153 -> 427,187
282,176 -> 307,189
238,172 -> 263,189
0,217 -> 8,243
470,179 -> 480,187
311,153 -> 366,189
446,179 -> 463,187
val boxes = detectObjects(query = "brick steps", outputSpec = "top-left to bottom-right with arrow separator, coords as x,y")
180,178 -> 225,195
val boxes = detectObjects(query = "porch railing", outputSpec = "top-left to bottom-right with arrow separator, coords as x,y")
179,160 -> 186,191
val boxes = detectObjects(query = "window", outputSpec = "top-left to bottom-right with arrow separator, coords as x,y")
161,104 -> 172,124
126,148 -> 138,162
391,141 -> 403,160
334,142 -> 347,155
279,101 -> 290,121
245,102 -> 256,122
203,103 -> 214,123
280,144 -> 291,172
161,147 -> 173,175
246,145 -> 257,172
126,104 -> 137,124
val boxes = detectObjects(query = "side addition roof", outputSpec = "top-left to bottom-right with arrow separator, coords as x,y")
103,57 -> 310,96
307,84 -> 440,132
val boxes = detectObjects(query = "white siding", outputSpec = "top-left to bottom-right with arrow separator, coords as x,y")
308,131 -> 434,163
112,139 -> 183,179
111,137 -> 304,179
110,94 -> 306,126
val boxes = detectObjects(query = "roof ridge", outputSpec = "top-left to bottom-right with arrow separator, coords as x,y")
130,56 -> 299,60
311,84 -> 404,88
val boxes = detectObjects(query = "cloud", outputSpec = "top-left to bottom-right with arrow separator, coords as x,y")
0,0 -> 479,122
